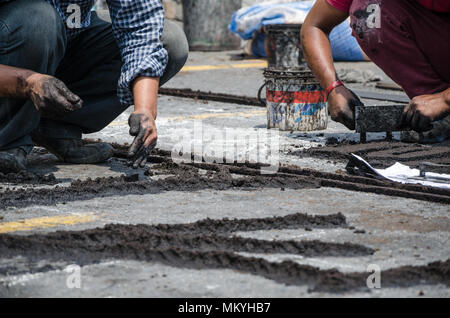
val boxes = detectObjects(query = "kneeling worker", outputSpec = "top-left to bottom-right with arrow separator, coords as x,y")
301,0 -> 450,141
0,0 -> 188,173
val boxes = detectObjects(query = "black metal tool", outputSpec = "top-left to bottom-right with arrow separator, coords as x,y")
355,105 -> 406,142
419,162 -> 450,178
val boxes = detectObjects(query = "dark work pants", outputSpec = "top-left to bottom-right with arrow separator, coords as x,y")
349,0 -> 450,99
0,0 -> 188,153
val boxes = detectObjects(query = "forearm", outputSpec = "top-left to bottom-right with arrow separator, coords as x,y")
300,0 -> 349,90
444,88 -> 450,110
0,64 -> 35,99
301,26 -> 337,89
132,76 -> 159,119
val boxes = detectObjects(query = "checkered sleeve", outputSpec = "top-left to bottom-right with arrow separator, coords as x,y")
106,0 -> 168,106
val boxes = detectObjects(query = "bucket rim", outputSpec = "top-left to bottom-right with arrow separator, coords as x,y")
264,23 -> 303,31
264,68 -> 316,77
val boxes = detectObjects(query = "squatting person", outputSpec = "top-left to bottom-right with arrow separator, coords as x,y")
0,0 -> 188,172
301,0 -> 450,142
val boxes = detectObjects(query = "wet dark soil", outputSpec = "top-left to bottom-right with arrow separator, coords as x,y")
3,140 -> 446,209
304,141 -> 450,168
140,211 -> 348,234
0,212 -> 364,260
1,140 -> 449,293
0,171 -> 56,185
189,160 -> 450,204
0,214 -> 448,293
0,163 -> 320,209
120,139 -> 449,204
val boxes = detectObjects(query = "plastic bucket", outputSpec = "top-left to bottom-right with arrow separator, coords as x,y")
265,24 -> 305,70
182,0 -> 242,51
263,69 -> 328,131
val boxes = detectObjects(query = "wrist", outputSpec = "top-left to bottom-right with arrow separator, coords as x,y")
324,80 -> 344,100
132,76 -> 159,119
444,88 -> 450,109
21,70 -> 38,98
134,104 -> 157,119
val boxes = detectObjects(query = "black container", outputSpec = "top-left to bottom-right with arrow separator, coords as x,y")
264,24 -> 305,70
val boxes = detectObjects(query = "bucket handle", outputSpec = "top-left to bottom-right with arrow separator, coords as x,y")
257,82 -> 268,106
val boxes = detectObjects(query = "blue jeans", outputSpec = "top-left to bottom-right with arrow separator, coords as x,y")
0,0 -> 188,153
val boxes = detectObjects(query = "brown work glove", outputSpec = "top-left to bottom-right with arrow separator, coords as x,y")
328,85 -> 364,130
26,73 -> 83,118
128,111 -> 158,169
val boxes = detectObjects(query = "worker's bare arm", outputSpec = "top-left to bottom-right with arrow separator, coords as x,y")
446,89 -> 450,109
0,64 -> 82,117
128,76 -> 159,168
301,0 -> 362,130
0,64 -> 35,99
301,0 -> 347,88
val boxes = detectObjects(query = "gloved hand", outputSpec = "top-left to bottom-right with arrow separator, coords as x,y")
327,85 -> 364,130
400,91 -> 450,132
128,111 -> 157,168
26,73 -> 83,118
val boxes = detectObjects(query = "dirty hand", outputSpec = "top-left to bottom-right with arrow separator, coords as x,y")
327,85 -> 363,130
26,73 -> 83,118
128,111 -> 157,168
400,91 -> 450,132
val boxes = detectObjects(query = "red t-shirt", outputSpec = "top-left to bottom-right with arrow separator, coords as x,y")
327,0 -> 450,12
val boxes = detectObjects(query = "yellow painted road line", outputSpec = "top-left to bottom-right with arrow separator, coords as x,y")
230,62 -> 268,69
107,110 -> 266,127
182,65 -> 229,72
0,213 -> 99,234
181,61 -> 268,72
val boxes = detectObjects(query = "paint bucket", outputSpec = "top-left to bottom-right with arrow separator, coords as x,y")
264,24 -> 305,70
262,69 -> 328,131
182,0 -> 242,51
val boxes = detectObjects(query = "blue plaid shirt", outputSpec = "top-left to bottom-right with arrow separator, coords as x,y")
2,0 -> 168,106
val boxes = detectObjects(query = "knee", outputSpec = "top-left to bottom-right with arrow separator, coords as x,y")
162,20 -> 189,69
0,0 -> 65,55
21,0 -> 64,50
172,45 -> 189,70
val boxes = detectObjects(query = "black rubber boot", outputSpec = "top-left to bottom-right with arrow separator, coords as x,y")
31,134 -> 114,164
0,148 -> 27,173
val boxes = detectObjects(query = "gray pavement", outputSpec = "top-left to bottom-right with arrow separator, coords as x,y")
0,51 -> 448,298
